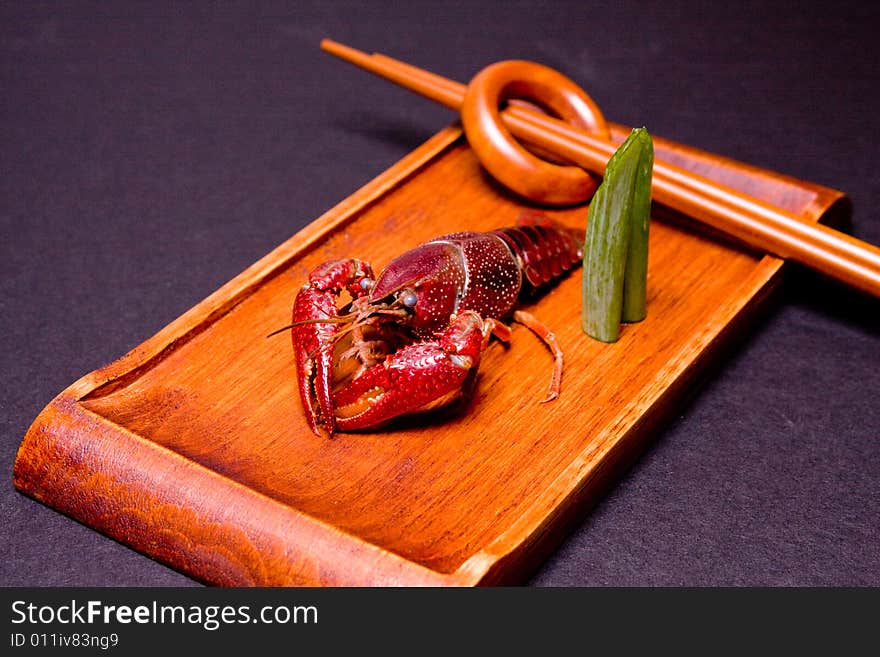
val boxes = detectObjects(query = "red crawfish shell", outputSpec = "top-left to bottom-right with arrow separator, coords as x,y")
443,232 -> 522,320
370,241 -> 466,336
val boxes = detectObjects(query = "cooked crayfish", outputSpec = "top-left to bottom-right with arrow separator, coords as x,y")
287,215 -> 583,436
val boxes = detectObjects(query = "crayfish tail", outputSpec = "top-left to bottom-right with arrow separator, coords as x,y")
492,219 -> 582,289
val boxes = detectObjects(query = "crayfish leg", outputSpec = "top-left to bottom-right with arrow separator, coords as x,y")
511,309 -> 564,403
482,317 -> 511,346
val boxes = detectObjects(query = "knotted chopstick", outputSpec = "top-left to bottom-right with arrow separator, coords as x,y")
321,39 -> 880,299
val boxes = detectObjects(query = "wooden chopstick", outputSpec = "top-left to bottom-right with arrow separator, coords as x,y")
321,39 -> 880,298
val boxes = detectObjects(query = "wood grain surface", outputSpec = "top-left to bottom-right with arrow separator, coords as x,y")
13,123 -> 848,586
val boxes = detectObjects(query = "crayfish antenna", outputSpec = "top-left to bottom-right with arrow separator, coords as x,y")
266,311 -> 361,339
267,323 -> 296,338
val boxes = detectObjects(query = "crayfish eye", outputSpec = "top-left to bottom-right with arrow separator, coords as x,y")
400,289 -> 417,308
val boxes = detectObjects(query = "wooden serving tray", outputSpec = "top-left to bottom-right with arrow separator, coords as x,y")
13,123 -> 847,586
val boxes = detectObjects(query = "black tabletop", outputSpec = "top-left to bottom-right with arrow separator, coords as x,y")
2,1 -> 878,586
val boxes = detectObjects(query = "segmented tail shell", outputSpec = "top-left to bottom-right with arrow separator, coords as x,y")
492,218 -> 583,288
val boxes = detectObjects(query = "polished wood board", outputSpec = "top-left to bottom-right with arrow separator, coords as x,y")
13,123 -> 848,586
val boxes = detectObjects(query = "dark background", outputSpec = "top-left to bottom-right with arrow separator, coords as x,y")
2,1 -> 877,586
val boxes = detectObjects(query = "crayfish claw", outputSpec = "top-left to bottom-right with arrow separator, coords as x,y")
295,355 -> 321,436
332,311 -> 488,431
313,344 -> 337,437
291,286 -> 339,437
290,258 -> 375,437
